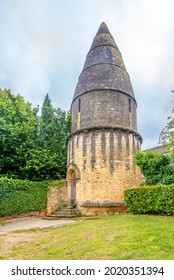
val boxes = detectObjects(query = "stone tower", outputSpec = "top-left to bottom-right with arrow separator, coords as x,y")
67,22 -> 142,215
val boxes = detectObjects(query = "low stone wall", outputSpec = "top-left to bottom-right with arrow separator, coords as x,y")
47,183 -> 67,215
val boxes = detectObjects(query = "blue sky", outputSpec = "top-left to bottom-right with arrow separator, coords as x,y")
0,0 -> 174,149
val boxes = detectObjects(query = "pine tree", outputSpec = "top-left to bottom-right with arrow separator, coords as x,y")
23,94 -> 71,180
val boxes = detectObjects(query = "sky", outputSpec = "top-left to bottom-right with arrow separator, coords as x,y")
0,0 -> 174,150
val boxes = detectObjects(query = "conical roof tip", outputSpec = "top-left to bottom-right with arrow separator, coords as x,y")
96,22 -> 111,35
73,22 -> 135,101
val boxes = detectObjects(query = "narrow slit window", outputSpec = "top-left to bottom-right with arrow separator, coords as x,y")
129,98 -> 131,113
78,98 -> 81,112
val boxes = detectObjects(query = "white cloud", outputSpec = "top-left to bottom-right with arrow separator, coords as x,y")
0,0 -> 173,148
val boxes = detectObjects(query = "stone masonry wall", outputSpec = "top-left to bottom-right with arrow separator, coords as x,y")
72,90 -> 137,133
67,129 -> 142,215
47,184 -> 67,215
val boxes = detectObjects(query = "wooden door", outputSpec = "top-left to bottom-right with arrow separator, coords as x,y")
71,171 -> 76,205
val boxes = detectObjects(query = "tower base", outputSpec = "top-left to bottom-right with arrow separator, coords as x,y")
79,201 -> 127,216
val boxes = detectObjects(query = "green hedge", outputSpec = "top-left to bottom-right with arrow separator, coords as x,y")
0,178 -> 48,217
124,184 -> 174,216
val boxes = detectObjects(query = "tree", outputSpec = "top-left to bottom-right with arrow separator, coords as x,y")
136,151 -> 174,185
0,89 -> 39,178
39,93 -> 55,145
0,90 -> 71,181
159,90 -> 174,154
23,94 -> 71,180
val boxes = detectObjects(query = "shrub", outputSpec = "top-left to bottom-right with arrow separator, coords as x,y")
0,178 -> 48,217
135,151 -> 174,185
124,184 -> 174,216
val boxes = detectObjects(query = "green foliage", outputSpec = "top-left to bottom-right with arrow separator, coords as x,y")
160,91 -> 174,155
0,89 -> 39,178
136,151 -> 174,185
0,178 -> 48,217
48,179 -> 66,187
124,184 -> 174,215
0,89 -> 71,181
23,94 -> 71,180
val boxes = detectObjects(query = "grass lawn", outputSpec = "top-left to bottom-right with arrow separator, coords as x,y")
0,214 -> 174,260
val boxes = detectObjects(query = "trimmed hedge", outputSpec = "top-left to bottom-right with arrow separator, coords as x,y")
124,184 -> 174,216
0,178 -> 48,217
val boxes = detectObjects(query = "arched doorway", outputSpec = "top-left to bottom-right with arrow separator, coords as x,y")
71,170 -> 76,205
67,163 -> 80,206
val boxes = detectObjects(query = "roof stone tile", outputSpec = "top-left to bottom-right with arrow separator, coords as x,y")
73,22 -> 135,100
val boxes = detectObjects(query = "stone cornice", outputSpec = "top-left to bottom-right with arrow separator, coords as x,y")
67,125 -> 143,143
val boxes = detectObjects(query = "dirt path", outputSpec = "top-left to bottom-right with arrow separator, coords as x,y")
0,217 -> 81,259
0,217 -> 79,234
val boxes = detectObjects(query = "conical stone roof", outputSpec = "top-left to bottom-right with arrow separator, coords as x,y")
73,22 -> 135,102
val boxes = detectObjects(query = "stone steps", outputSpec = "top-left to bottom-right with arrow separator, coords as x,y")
44,205 -> 81,219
